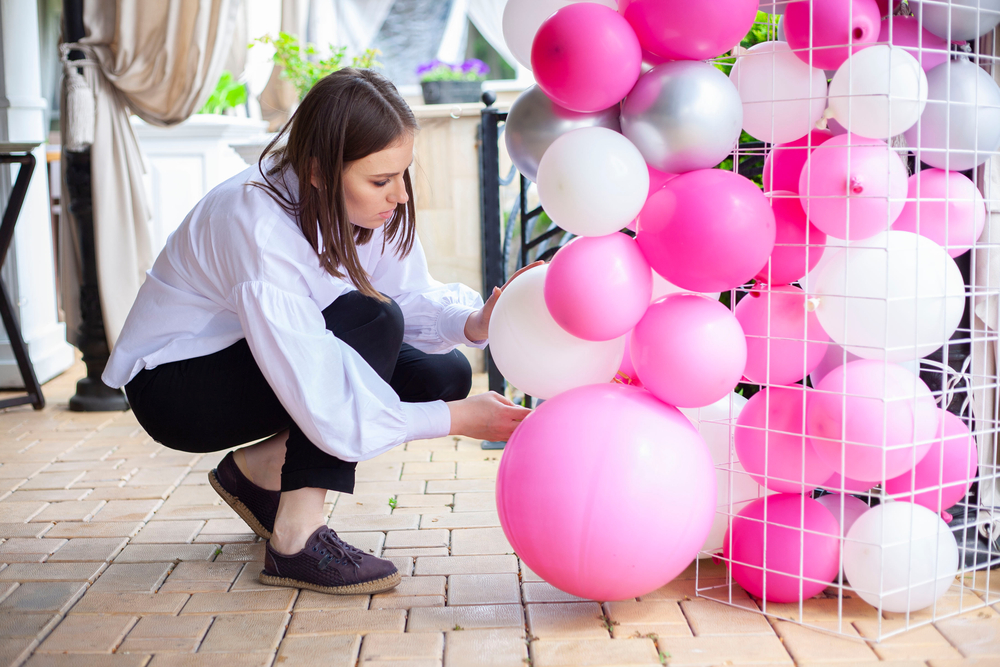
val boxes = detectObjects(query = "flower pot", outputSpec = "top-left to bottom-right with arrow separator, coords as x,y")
420,80 -> 483,105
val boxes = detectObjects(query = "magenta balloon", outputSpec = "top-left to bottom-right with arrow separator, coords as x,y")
757,194 -> 828,286
735,285 -> 830,386
636,169 -> 776,292
892,169 -> 987,258
884,410 -> 978,512
618,0 -> 759,61
798,133 -> 909,240
496,383 -> 716,600
647,164 -> 678,197
631,293 -> 747,408
531,4 -> 642,113
724,495 -> 841,603
820,471 -> 874,494
735,387 -> 836,494
763,130 -> 834,194
807,360 -> 940,482
784,0 -> 882,71
878,16 -> 950,73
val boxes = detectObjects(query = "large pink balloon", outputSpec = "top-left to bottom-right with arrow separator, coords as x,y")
884,410 -> 978,512
631,294 -> 747,409
807,360 -> 940,482
757,194 -> 828,286
820,471 -> 874,494
784,0 -> 882,71
735,285 -> 830,386
878,16 -> 950,73
647,164 -> 678,196
892,169 -> 987,259
636,169 -> 776,293
497,383 -> 716,600
618,0 -> 759,62
531,4 -> 642,113
735,387 -> 835,494
724,495 -> 841,603
763,130 -> 834,194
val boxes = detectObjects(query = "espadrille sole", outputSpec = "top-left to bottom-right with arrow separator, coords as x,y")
258,569 -> 401,595
208,468 -> 272,540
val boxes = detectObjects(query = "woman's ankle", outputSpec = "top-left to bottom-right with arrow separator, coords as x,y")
269,520 -> 325,555
236,446 -> 282,492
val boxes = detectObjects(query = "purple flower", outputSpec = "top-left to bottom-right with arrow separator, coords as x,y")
461,59 -> 490,76
415,59 -> 446,76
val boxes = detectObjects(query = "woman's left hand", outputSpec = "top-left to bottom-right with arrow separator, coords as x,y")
464,261 -> 545,342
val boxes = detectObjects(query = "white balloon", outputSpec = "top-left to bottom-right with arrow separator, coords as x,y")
501,0 -> 617,71
828,45 -> 928,140
651,270 -> 722,303
730,41 -> 828,144
488,264 -> 625,399
815,493 -> 869,537
536,127 -> 650,237
809,340 -> 919,387
909,0 -> 1000,41
844,502 -> 959,613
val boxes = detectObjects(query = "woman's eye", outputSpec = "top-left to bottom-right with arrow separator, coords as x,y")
374,180 -> 389,187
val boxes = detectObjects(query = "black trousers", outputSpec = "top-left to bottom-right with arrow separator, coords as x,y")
124,291 -> 472,493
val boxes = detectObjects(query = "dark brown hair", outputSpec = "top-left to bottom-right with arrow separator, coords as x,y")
255,68 -> 418,301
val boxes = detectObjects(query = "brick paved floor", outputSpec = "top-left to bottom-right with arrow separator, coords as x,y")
0,357 -> 998,666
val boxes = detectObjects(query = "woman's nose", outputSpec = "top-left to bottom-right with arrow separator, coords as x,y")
391,177 -> 409,205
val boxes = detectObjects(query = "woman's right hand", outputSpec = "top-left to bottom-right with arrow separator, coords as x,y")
448,392 -> 532,442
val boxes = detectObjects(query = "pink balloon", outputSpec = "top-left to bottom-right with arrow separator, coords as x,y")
497,383 -> 716,600
798,133 -> 909,240
734,285 -> 830,386
878,16 -> 950,73
807,360 -> 940,482
815,493 -> 870,536
636,169 -> 776,293
821,471 -> 874,494
618,0 -> 759,62
724,494 -> 841,603
784,0 -> 882,71
763,130 -> 834,194
531,4 -> 642,113
647,164 -> 678,197
617,334 -> 642,387
631,293 -> 747,408
544,234 -> 652,341
892,169 -> 987,259
735,386 -> 835,494
884,410 -> 978,513
757,194 -> 828,286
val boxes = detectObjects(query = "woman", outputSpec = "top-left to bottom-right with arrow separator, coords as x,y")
103,68 -> 532,595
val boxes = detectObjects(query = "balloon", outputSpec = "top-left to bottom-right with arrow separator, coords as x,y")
735,386 -> 835,494
544,234 -> 653,341
903,59 -> 1000,172
630,293 -> 747,409
815,493 -> 870,537
735,284 -> 830,386
892,169 -> 987,258
875,0 -> 903,17
647,164 -> 678,196
798,133 -> 909,241
729,41 -> 828,144
760,0 -> 794,15
488,264 -> 625,399
621,61 -> 744,174
784,0 -> 882,71
536,127 -> 650,237
618,0 -> 759,62
809,340 -> 863,388
650,271 -> 721,303
503,86 -> 622,183
757,193 -> 828,286
531,3 -> 642,113
885,410 -> 978,513
762,130 -> 834,194
497,383 -> 716,600
827,45 -> 928,140
843,502 -> 959,613
807,360 -> 939,482
877,16 -> 950,73
636,169 -> 776,293
616,334 -> 642,386
812,231 -> 966,363
820,471 -> 875,495
724,495 -> 841,603
908,0 -> 1000,41
501,0 -> 617,72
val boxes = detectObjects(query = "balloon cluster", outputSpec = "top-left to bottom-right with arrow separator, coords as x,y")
493,0 -> 990,613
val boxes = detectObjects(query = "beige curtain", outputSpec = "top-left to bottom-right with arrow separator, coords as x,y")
259,0 -> 307,131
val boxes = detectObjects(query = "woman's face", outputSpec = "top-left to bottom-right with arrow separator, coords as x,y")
343,135 -> 414,229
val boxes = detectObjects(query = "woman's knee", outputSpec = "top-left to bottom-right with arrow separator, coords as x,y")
425,350 -> 473,402
323,291 -> 404,341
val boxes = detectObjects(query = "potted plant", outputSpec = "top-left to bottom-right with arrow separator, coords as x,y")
255,32 -> 381,100
417,59 -> 490,105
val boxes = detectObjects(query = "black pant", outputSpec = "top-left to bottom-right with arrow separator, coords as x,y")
124,291 -> 472,493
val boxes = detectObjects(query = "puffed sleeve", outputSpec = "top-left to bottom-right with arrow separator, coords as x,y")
232,281 -> 452,461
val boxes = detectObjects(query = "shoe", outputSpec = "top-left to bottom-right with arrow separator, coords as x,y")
259,525 -> 401,595
209,451 -> 280,539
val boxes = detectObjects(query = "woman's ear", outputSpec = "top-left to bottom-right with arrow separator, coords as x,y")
309,157 -> 323,189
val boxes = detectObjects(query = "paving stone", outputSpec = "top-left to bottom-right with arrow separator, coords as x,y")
72,591 -> 189,615
455,462 -> 499,480
405,437 -> 457,451
370,595 -> 446,610
152,504 -> 237,520
353,481 -> 426,495
274,634 -> 361,667
602,600 -> 690,639
854,618 -> 955,644
36,613 -> 136,653
520,562 -> 543,583
758,594 -> 881,622
530,638 -> 661,666
0,501 -> 47,521
126,467 -> 189,487
7,489 -> 91,502
407,604 -> 524,632
452,492 -> 495,513
373,576 -> 446,600
0,611 -> 58,637
216,542 -> 265,562
401,461 -> 456,479
682,598 -> 775,635
198,611 -> 289,652
339,531 -> 385,556
928,659 -> 1000,667
194,531 -> 257,544
0,562 -> 104,582
118,614 -> 212,653
394,494 -> 453,508
526,603 -> 610,640
181,588 -> 296,614
448,573 -> 520,606
450,528 -> 512,556
383,547 -> 450,558
201,518 -> 254,534
934,613 -> 1000,657
330,514 -> 420,532
88,562 -> 172,593
883,589 -> 987,623
0,537 -> 66,554
360,632 -> 444,661
420,512 -> 500,530
426,480 -> 495,494
873,642 -> 964,661
415,555 -> 518,576
443,628 -> 527,667
158,578 -> 232,593
30,500 -> 105,523
288,609 -> 406,635
0,581 -> 87,612
230,562 -> 271,591
48,537 -> 128,562
115,543 -> 219,563
772,620 -> 878,663
146,653 -> 273,666
385,529 -> 449,549
332,493 -> 395,516
355,461 -> 403,482
46,521 -> 143,538
20,472 -> 86,490
654,634 -> 793,665
294,590 -> 370,611
131,520 -> 204,543
86,485 -> 173,500
0,522 -> 52,538
522,583 -> 588,604
90,500 -> 161,522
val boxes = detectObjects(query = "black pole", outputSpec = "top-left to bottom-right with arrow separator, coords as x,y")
478,101 -> 506,396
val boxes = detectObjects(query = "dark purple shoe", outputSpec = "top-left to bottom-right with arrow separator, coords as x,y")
209,451 -> 280,539
260,526 -> 400,595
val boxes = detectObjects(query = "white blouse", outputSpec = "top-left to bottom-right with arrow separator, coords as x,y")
103,163 -> 487,462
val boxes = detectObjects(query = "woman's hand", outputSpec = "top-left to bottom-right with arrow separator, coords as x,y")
464,261 -> 546,342
448,392 -> 532,442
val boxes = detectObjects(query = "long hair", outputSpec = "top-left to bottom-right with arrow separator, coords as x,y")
254,68 -> 418,301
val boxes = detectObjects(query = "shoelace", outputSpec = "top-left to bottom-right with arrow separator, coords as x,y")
316,528 -> 363,569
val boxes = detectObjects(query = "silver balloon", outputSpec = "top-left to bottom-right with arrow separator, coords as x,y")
909,0 -> 1000,41
620,61 -> 743,173
504,86 -> 621,183
903,58 -> 1000,172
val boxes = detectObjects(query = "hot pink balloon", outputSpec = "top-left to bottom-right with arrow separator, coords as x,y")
784,0 -> 882,71
734,285 -> 830,386
497,383 -> 716,600
531,3 -> 642,113
724,494 -> 841,603
821,471 -> 874,494
631,294 -> 747,409
884,410 -> 978,513
617,334 -> 642,387
636,169 -> 776,293
618,0 -> 759,62
763,130 -> 834,194
735,387 -> 835,494
757,194 -> 828,286
647,164 -> 678,197
878,16 -> 950,73
544,234 -> 652,341
892,169 -> 987,258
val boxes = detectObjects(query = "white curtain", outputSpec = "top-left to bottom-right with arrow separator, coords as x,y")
467,0 -> 516,70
